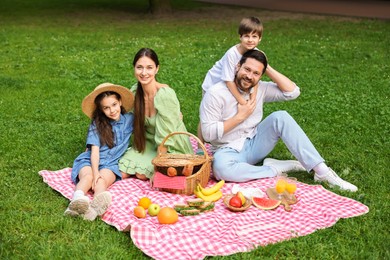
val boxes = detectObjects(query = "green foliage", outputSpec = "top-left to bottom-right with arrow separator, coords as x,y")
1,0 -> 389,259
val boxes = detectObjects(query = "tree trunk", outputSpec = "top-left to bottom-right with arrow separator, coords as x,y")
149,0 -> 172,14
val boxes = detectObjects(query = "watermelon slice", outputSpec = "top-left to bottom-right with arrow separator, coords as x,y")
252,197 -> 281,210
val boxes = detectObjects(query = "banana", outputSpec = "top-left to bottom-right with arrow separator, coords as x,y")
198,180 -> 225,196
194,185 -> 223,202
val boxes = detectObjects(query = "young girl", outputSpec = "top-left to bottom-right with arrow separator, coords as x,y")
65,83 -> 134,221
118,48 -> 193,181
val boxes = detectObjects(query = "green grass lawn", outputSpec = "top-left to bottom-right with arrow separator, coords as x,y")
0,0 -> 389,259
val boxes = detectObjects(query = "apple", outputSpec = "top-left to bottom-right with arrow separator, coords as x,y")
148,203 -> 161,216
229,195 -> 242,208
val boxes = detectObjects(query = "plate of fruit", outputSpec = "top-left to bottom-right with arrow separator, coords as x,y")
223,192 -> 251,212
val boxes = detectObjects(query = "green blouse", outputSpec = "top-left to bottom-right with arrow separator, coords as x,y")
118,84 -> 193,178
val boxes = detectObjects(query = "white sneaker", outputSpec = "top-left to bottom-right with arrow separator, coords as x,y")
64,207 -> 79,217
68,195 -> 90,215
90,191 -> 112,216
263,158 -> 306,175
83,207 -> 98,221
314,168 -> 358,192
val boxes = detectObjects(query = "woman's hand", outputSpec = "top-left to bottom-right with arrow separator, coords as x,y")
149,174 -> 154,188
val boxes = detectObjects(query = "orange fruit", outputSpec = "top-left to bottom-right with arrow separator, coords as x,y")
157,207 -> 178,224
167,167 -> 177,177
138,197 -> 152,209
133,206 -> 146,218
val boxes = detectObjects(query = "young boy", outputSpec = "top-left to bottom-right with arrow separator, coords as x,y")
197,17 -> 263,150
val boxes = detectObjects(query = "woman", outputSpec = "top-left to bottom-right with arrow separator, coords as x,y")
119,48 -> 193,181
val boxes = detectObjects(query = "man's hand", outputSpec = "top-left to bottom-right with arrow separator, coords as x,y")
237,97 -> 256,121
223,97 -> 256,134
265,65 -> 296,92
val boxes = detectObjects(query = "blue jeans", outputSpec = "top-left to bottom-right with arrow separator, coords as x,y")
212,111 -> 324,182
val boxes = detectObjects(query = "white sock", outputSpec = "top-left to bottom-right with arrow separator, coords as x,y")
72,190 -> 85,200
313,163 -> 329,178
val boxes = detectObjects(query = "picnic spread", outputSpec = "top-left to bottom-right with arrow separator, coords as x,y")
39,137 -> 369,259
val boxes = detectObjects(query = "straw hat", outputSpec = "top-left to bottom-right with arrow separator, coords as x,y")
81,83 -> 134,118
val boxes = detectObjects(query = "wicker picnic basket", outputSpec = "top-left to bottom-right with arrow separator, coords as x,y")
152,131 -> 212,195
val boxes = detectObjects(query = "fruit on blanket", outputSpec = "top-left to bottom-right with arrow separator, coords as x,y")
194,185 -> 223,202
157,207 -> 178,224
229,195 -> 242,208
134,206 -> 146,218
194,181 -> 224,202
252,197 -> 281,210
148,203 -> 161,216
198,180 -> 225,196
236,191 -> 246,205
167,167 -> 177,177
138,197 -> 152,209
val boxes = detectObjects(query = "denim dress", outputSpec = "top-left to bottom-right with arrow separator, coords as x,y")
71,112 -> 134,184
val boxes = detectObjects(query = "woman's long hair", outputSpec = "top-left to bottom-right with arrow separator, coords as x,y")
92,91 -> 125,148
132,48 -> 159,153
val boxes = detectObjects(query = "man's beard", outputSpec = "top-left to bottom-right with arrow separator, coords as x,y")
235,76 -> 255,93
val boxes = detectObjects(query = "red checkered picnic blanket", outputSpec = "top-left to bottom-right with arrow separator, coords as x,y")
38,139 -> 369,259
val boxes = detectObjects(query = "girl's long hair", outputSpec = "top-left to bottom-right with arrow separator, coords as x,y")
92,91 -> 125,148
132,48 -> 159,153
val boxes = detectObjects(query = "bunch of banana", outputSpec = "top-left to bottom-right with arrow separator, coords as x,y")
194,180 -> 225,202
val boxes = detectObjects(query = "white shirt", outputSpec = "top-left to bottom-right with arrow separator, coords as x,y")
200,81 -> 300,152
202,46 -> 257,92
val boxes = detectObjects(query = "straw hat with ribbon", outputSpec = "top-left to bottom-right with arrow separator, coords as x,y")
82,83 -> 134,119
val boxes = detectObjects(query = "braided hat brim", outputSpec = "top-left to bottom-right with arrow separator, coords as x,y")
81,83 -> 134,119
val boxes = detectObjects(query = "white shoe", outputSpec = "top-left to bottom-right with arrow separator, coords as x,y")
90,191 -> 112,216
83,207 -> 98,221
64,207 -> 79,217
314,168 -> 358,192
263,158 -> 306,175
68,195 -> 90,215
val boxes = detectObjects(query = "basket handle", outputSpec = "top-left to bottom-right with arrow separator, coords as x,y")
157,131 -> 210,160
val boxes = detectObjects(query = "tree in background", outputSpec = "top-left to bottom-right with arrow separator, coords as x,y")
149,0 -> 172,14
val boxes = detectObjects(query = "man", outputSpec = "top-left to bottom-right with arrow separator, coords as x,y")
200,49 -> 357,192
